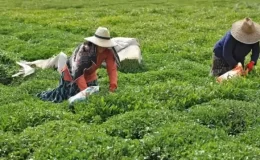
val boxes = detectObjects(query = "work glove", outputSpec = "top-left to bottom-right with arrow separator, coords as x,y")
246,61 -> 255,72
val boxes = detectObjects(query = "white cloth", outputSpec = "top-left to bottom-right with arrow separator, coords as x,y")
24,52 -> 67,74
12,61 -> 35,77
102,37 -> 142,67
12,37 -> 142,78
113,37 -> 142,63
68,86 -> 99,104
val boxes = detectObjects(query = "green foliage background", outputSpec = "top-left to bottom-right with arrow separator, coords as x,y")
1,0 -> 260,159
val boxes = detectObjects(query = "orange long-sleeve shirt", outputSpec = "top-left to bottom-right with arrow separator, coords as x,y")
84,48 -> 118,91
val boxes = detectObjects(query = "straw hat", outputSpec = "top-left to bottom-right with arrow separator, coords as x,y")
231,17 -> 260,44
84,27 -> 117,48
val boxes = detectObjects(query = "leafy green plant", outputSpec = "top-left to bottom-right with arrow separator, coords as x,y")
0,100 -> 73,133
0,51 -> 16,85
189,99 -> 260,135
101,109 -> 188,139
118,59 -> 147,73
237,127 -> 260,148
141,122 -> 227,159
0,65 -> 12,85
187,141 -> 260,159
1,121 -> 143,159
1,0 -> 260,158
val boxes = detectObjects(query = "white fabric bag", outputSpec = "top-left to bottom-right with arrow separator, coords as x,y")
68,86 -> 99,105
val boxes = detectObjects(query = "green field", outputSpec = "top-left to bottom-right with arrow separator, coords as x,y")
1,0 -> 260,159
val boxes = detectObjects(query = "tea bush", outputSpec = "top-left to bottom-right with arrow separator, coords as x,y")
237,127 -> 260,148
1,0 -> 260,158
32,133 -> 143,160
187,141 -> 260,159
0,120 -> 90,159
118,59 -> 147,73
0,65 -> 12,85
189,99 -> 260,135
1,121 -> 143,159
141,122 -> 227,159
0,50 -> 16,85
0,131 -> 16,157
101,109 -> 188,139
0,100 -> 73,133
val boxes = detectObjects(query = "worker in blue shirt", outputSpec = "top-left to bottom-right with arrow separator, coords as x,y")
211,18 -> 260,76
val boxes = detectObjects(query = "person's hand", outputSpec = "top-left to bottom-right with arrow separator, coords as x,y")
246,61 -> 255,72
109,88 -> 116,93
109,84 -> 117,93
109,85 -> 117,93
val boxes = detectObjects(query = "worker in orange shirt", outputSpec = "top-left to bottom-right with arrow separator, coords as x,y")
37,27 -> 120,103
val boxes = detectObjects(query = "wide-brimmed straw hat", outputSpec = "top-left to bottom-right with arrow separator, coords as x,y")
231,17 -> 260,44
84,27 -> 117,48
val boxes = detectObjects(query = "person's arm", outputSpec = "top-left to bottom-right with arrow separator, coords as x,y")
223,34 -> 237,68
105,50 -> 118,92
74,45 -> 95,79
246,42 -> 259,72
251,42 -> 259,65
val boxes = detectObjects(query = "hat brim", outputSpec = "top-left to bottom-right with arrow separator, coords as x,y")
84,36 -> 117,48
231,20 -> 260,44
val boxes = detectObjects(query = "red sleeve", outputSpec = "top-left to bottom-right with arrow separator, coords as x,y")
105,50 -> 118,92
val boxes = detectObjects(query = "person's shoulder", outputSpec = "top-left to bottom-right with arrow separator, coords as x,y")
225,30 -> 237,42
225,30 -> 232,38
76,43 -> 85,49
73,43 -> 84,53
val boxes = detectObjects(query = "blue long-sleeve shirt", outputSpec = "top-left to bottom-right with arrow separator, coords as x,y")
213,31 -> 259,68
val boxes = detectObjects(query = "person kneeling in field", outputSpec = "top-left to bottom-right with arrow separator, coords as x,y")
37,27 -> 120,103
210,17 -> 260,76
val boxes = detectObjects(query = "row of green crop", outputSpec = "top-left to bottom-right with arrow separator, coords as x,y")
1,107 -> 260,159
1,0 -> 260,159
